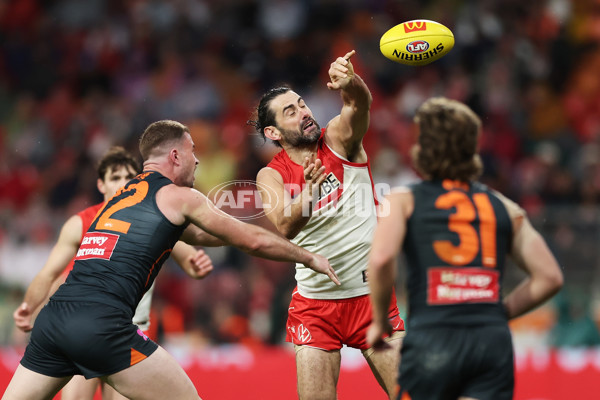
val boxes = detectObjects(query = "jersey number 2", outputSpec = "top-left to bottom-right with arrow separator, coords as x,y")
96,181 -> 149,234
433,191 -> 497,268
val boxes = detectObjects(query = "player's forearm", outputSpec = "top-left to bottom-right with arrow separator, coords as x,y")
23,275 -> 55,312
242,225 -> 314,265
341,74 -> 372,112
194,232 -> 227,247
368,259 -> 395,325
277,187 -> 315,239
503,275 -> 563,319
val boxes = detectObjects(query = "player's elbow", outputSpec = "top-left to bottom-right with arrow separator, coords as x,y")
544,265 -> 564,296
238,232 -> 269,254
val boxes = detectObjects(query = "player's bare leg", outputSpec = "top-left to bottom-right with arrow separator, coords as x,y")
362,331 -> 405,399
60,375 -> 100,400
295,346 -> 340,400
2,364 -> 72,400
102,346 -> 201,400
101,382 -> 129,400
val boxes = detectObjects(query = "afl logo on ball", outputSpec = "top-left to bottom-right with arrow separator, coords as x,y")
406,40 -> 430,54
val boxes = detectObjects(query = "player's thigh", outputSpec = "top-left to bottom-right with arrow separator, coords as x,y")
101,382 -> 128,400
362,331 -> 404,397
60,376 -> 100,400
295,345 -> 341,400
103,346 -> 200,400
2,364 -> 71,400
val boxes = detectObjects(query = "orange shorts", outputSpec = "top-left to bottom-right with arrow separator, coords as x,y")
286,289 -> 404,351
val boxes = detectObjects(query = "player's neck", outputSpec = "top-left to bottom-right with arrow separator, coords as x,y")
284,143 -> 318,165
142,160 -> 175,182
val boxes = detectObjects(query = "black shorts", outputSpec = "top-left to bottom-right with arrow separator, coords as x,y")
20,300 -> 158,379
398,324 -> 514,400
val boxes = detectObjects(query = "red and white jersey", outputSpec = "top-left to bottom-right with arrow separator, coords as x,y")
267,130 -> 378,299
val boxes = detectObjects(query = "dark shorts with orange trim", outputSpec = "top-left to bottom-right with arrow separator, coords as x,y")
21,300 -> 158,379
286,290 -> 404,351
397,324 -> 514,400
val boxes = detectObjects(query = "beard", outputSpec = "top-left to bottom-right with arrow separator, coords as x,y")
280,118 -> 321,147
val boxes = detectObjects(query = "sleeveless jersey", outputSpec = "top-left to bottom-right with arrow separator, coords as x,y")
62,203 -> 104,276
52,171 -> 187,317
267,129 -> 377,299
403,180 -> 512,328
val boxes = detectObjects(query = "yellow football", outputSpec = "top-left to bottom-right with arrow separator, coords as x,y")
380,20 -> 454,66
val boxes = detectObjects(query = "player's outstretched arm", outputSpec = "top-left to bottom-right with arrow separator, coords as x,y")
174,186 -> 339,285
366,189 -> 413,349
325,50 -> 373,156
500,196 -> 564,319
170,241 -> 214,279
13,214 -> 83,332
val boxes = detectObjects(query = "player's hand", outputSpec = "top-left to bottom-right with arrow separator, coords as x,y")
327,50 -> 356,91
302,157 -> 327,201
366,321 -> 393,351
305,254 -> 340,285
13,302 -> 34,332
186,249 -> 214,279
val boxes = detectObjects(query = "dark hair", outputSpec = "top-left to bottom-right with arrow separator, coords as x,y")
411,97 -> 483,182
139,120 -> 189,160
97,146 -> 140,180
247,86 -> 291,148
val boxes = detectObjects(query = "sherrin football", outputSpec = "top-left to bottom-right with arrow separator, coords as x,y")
380,20 -> 454,66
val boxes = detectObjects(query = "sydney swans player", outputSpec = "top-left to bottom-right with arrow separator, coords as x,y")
252,51 -> 404,399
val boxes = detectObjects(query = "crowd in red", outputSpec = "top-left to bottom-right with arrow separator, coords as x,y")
1,0 -> 600,347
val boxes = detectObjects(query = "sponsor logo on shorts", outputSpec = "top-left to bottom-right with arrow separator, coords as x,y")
75,232 -> 119,260
296,324 -> 312,343
137,328 -> 149,341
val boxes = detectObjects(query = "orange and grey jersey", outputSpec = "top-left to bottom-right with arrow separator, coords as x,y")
404,179 -> 513,329
52,171 -> 187,317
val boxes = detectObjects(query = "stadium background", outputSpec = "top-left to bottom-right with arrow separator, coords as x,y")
0,0 -> 599,398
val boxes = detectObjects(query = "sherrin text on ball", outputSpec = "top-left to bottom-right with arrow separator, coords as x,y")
380,19 -> 454,66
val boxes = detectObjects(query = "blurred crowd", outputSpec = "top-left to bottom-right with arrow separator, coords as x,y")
1,0 -> 600,348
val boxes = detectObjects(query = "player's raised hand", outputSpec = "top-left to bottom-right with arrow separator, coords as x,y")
13,302 -> 34,332
305,253 -> 340,285
187,249 -> 214,279
327,50 -> 356,91
302,157 -> 327,200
